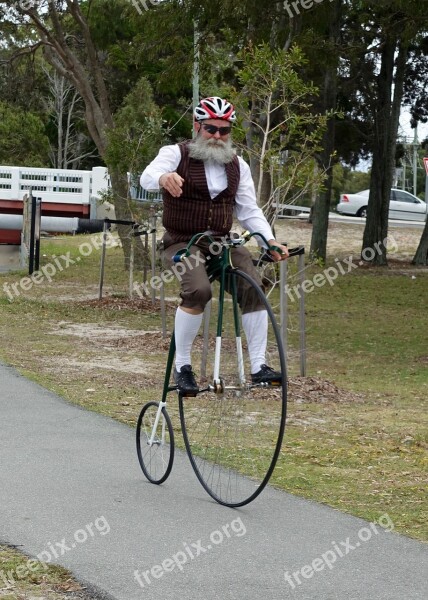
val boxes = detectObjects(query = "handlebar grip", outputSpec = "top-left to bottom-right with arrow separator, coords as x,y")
172,249 -> 188,263
269,245 -> 286,255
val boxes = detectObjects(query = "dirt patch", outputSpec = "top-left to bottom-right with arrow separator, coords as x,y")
53,355 -> 150,374
50,323 -> 171,352
75,296 -> 177,313
288,376 -> 366,404
109,332 -> 171,352
50,321 -> 150,339
275,219 -> 423,260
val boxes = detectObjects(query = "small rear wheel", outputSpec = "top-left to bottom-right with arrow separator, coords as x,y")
136,401 -> 174,484
357,206 -> 368,218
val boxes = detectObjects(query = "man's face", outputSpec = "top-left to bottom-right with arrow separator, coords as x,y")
190,119 -> 235,164
195,119 -> 232,143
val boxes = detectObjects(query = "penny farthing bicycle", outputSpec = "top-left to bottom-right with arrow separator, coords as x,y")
136,231 -> 287,507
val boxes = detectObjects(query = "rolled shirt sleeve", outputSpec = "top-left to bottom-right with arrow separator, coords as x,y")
234,157 -> 274,245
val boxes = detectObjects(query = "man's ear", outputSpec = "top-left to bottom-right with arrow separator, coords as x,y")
194,121 -> 201,135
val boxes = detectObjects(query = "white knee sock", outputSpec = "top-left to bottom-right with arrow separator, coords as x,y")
242,310 -> 268,373
175,307 -> 203,371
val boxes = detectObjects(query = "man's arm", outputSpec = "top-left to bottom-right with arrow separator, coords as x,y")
235,158 -> 289,260
140,145 -> 182,192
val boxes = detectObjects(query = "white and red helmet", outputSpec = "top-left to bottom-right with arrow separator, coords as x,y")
194,96 -> 236,122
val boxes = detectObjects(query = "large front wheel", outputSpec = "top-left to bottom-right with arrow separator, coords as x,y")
136,401 -> 174,484
179,268 -> 287,507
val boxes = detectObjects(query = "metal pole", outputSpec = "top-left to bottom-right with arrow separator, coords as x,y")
200,300 -> 211,380
298,253 -> 306,376
129,232 -> 134,299
280,260 -> 288,360
150,206 -> 156,304
34,198 -> 42,272
160,282 -> 167,338
98,221 -> 107,300
29,191 -> 36,275
413,126 -> 419,196
143,232 -> 149,286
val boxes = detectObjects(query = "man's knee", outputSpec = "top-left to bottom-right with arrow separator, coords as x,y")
181,283 -> 212,312
240,292 -> 264,314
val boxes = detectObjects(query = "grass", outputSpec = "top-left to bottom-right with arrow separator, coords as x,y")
0,544 -> 88,599
0,226 -> 427,546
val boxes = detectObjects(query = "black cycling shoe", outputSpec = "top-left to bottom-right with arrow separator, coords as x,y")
174,364 -> 199,396
251,364 -> 282,385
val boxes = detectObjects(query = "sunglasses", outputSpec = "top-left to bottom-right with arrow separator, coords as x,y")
202,124 -> 232,135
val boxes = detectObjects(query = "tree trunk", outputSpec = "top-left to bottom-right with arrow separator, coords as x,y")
23,2 -> 142,269
310,156 -> 333,261
310,0 -> 341,261
108,169 -> 147,270
362,36 -> 409,265
412,218 -> 428,264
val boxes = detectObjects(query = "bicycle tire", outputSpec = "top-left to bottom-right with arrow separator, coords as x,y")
179,268 -> 287,507
136,401 -> 174,484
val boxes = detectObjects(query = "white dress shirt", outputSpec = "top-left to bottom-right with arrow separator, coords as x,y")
140,144 -> 274,244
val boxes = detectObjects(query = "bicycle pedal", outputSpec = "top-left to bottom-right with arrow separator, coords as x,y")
179,391 -> 198,398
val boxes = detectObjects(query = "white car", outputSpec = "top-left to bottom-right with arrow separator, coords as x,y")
336,189 -> 427,221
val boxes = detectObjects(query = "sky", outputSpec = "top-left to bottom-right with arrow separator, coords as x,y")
399,109 -> 428,145
356,108 -> 428,173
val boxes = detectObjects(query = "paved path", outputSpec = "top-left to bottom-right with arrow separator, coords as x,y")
0,362 -> 427,600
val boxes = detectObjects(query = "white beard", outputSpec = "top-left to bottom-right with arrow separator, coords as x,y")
188,135 -> 236,164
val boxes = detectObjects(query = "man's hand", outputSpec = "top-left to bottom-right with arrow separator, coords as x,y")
267,240 -> 289,262
159,172 -> 184,197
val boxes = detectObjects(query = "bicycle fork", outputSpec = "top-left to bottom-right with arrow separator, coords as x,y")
148,401 -> 167,446
147,332 -> 176,445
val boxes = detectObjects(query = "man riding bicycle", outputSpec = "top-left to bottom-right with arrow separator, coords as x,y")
141,96 -> 289,396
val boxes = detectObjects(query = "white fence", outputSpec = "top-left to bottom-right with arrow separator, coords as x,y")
0,165 -> 163,205
0,165 -> 109,205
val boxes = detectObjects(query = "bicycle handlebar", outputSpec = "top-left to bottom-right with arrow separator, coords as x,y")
172,230 -> 288,262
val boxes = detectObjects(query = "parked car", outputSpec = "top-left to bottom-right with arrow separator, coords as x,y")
336,189 -> 427,221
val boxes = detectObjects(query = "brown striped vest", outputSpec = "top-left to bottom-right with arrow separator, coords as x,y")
162,141 -> 240,246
